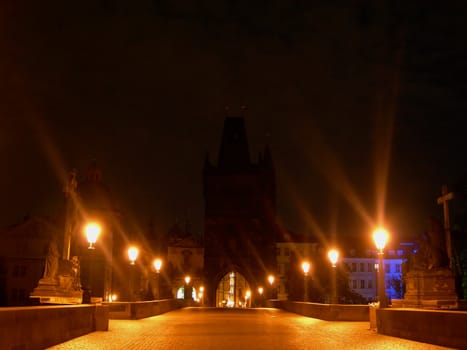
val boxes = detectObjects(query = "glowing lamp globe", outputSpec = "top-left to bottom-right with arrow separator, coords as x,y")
373,228 -> 389,251
268,275 -> 275,285
128,247 -> 139,265
153,258 -> 162,273
328,249 -> 339,267
84,223 -> 101,249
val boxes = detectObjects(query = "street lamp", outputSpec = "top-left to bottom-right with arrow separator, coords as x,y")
199,286 -> 205,305
184,275 -> 192,300
127,246 -> 139,301
85,222 -> 101,250
373,227 -> 389,308
245,290 -> 251,308
327,249 -> 339,304
258,286 -> 264,307
153,258 -> 162,300
302,261 -> 310,302
83,222 -> 101,303
268,274 -> 275,299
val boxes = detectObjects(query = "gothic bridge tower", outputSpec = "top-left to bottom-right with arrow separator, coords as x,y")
203,116 -> 279,307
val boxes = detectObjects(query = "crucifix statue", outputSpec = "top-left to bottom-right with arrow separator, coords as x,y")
437,185 -> 455,270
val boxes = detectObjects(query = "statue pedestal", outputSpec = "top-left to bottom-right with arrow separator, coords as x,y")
392,268 -> 458,309
30,277 -> 83,304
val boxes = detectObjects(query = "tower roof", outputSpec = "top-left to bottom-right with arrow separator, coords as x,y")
217,117 -> 250,170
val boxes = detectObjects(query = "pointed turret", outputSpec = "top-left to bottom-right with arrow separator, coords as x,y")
217,117 -> 250,170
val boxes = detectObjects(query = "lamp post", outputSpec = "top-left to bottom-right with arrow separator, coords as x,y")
328,249 -> 339,304
199,286 -> 205,305
153,258 -> 162,300
184,275 -> 192,300
128,246 -> 139,301
267,275 -> 275,299
258,286 -> 264,307
84,223 -> 101,303
373,228 -> 389,308
245,290 -> 251,308
302,261 -> 310,302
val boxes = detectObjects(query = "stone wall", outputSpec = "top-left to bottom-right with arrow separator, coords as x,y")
0,304 -> 108,350
268,300 -> 369,321
105,298 -> 184,319
377,308 -> 467,349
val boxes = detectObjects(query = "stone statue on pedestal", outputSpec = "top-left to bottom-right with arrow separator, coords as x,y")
395,217 -> 458,309
30,169 -> 84,304
43,238 -> 60,282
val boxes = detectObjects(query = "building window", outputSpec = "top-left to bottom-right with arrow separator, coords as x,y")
13,265 -> 19,278
388,249 -> 395,256
368,280 -> 373,289
360,280 -> 365,289
385,264 -> 390,273
360,263 -> 365,272
351,263 -> 357,272
397,250 -> 404,256
386,280 -> 391,289
352,280 -> 357,289
368,263 -> 373,272
395,264 -> 401,273
284,248 -> 290,256
276,248 -> 281,256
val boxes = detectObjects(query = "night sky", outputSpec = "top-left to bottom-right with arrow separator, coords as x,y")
1,1 -> 466,245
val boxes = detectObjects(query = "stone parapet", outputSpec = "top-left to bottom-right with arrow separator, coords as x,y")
377,308 -> 467,349
0,304 -> 108,350
104,299 -> 184,320
267,300 -> 369,321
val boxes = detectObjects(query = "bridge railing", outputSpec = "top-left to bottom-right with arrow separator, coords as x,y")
0,304 -> 108,350
103,298 -> 185,320
267,299 -> 369,321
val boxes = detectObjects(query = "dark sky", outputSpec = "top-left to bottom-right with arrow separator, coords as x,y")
1,1 -> 467,245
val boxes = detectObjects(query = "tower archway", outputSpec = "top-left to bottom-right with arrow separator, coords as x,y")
216,271 -> 251,308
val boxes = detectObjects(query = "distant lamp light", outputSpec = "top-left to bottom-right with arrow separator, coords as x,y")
258,287 -> 264,295
200,286 -> 205,293
111,294 -> 117,302
128,246 -> 139,265
153,258 -> 162,273
268,275 -> 275,285
84,223 -> 101,249
328,249 -> 339,267
185,276 -> 191,285
302,261 -> 310,276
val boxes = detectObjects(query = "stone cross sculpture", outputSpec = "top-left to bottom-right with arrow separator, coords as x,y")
437,185 -> 455,270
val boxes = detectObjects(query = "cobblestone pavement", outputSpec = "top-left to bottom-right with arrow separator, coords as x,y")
48,307 -> 453,350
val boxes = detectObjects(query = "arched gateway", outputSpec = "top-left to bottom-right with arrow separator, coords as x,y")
216,271 -> 251,308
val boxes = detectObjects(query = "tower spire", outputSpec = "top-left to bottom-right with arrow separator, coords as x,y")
217,116 -> 250,169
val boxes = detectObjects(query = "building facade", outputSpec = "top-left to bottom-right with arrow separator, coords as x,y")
0,217 -> 58,306
343,246 -> 408,302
